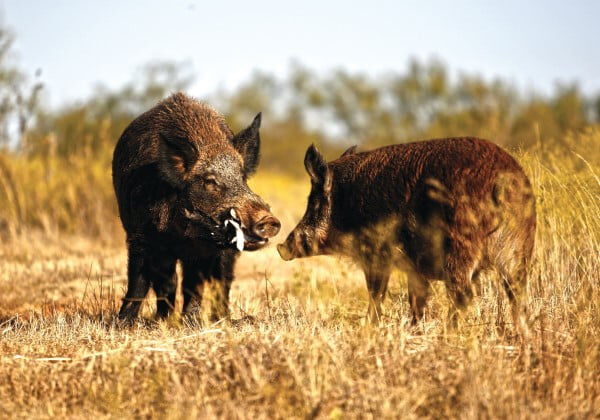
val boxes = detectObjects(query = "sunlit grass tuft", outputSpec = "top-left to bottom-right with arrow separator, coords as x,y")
0,128 -> 599,417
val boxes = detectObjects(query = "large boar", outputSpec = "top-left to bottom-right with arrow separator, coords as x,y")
277,138 -> 536,329
113,93 -> 280,322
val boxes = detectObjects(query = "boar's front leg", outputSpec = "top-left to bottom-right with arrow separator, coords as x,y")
118,247 -> 151,322
149,256 -> 177,319
364,267 -> 391,323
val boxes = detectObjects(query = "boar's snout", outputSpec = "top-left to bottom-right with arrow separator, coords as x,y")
253,214 -> 281,239
232,205 -> 281,251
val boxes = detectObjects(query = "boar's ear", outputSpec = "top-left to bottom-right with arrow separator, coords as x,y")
304,144 -> 332,192
158,134 -> 199,188
231,112 -> 261,176
340,145 -> 357,158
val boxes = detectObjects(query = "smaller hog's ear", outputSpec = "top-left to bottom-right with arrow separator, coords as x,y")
231,113 -> 261,176
304,144 -> 332,192
340,145 -> 357,158
158,134 -> 199,188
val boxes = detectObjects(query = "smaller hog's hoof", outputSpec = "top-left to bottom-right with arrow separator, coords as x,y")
230,315 -> 257,327
181,310 -> 204,328
407,318 -> 426,335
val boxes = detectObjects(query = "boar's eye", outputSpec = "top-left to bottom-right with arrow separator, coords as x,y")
202,175 -> 222,193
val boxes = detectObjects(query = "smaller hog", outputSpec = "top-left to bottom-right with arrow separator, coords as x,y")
277,138 -> 536,328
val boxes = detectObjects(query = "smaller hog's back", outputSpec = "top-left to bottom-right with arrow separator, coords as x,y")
329,138 -> 535,273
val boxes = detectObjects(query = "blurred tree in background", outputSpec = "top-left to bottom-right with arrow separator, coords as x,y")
0,27 -> 42,147
11,49 -> 599,174
24,61 -> 194,158
0,23 -> 598,235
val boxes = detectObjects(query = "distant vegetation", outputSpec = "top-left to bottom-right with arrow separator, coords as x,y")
0,23 -> 599,419
0,24 -> 599,236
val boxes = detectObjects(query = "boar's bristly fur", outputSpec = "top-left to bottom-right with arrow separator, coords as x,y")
278,138 -> 536,332
112,93 -> 280,322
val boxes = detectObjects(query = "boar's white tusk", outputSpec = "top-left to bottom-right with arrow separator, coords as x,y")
225,218 -> 244,251
230,208 -> 239,221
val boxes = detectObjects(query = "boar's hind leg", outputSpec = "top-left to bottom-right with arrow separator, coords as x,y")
208,251 -> 237,322
181,257 -> 212,318
181,250 -> 238,323
118,250 -> 151,322
364,267 -> 391,323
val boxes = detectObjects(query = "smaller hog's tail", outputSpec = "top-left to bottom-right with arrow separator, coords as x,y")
486,194 -> 504,237
489,171 -> 536,237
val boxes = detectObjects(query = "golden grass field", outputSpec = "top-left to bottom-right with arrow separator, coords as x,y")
0,130 -> 599,418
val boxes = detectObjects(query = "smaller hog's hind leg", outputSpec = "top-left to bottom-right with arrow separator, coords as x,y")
118,250 -> 151,323
489,227 -> 533,339
499,265 -> 530,340
407,273 -> 430,325
364,267 -> 391,324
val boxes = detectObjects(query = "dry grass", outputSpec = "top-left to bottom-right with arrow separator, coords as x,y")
0,129 -> 599,418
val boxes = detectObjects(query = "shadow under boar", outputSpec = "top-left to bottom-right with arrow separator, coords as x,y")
277,138 -> 536,330
113,93 -> 280,322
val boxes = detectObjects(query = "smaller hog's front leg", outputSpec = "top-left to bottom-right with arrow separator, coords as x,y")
444,279 -> 474,329
364,267 -> 391,324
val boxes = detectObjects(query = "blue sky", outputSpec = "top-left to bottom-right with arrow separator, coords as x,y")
2,0 -> 599,107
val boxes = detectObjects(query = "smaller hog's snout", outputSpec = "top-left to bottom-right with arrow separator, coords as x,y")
277,243 -> 294,261
276,229 -> 308,261
253,214 -> 281,239
276,225 -> 323,261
